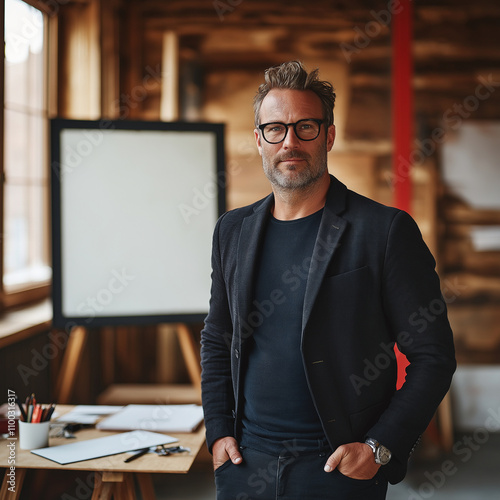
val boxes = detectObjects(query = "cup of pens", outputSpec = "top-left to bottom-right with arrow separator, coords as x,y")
17,395 -> 55,450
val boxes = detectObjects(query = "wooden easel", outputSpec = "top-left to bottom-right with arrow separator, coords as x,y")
54,323 -> 201,404
54,326 -> 89,404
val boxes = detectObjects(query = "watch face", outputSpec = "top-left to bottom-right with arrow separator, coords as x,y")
376,446 -> 392,465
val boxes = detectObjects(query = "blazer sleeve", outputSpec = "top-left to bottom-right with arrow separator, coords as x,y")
200,213 -> 236,452
367,210 -> 456,478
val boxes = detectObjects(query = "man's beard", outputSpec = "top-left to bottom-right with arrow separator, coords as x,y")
262,148 -> 328,191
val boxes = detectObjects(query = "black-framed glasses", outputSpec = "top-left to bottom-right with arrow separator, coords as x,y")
258,119 -> 324,144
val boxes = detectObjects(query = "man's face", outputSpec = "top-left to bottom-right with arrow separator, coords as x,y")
254,89 -> 335,191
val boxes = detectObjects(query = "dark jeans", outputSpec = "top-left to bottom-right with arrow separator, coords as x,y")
214,444 -> 388,500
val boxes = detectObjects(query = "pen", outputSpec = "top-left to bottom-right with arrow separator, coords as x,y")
124,447 -> 150,463
15,396 -> 27,422
45,404 -> 56,422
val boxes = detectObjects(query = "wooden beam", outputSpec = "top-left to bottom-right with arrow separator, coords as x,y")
160,31 -> 179,121
100,0 -> 121,118
57,0 -> 100,118
122,0 -> 143,119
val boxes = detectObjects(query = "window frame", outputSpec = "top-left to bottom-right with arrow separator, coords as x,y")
1,0 -> 57,310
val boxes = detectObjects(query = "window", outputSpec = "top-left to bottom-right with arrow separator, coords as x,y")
3,0 -> 51,305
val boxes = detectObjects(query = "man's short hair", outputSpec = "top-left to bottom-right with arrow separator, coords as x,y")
253,61 -> 336,127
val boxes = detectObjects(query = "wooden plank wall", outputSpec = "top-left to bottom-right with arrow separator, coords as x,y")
55,0 -> 500,392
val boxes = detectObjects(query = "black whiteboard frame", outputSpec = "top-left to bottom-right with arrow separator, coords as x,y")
51,118 -> 226,328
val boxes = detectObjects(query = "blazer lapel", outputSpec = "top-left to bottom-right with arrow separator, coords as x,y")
233,177 -> 348,338
302,177 -> 348,332
236,194 -> 274,342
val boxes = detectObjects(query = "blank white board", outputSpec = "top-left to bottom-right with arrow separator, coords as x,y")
51,119 -> 225,328
441,121 -> 500,209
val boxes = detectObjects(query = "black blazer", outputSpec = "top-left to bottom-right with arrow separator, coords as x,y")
201,175 -> 456,484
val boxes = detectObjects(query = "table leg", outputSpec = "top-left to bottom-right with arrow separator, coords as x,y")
0,468 -> 26,500
117,473 -> 136,500
136,473 -> 156,500
91,472 -> 112,500
91,471 -> 138,500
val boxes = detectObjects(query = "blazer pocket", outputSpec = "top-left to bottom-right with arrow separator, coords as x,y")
326,265 -> 369,279
318,265 -> 373,321
349,400 -> 388,440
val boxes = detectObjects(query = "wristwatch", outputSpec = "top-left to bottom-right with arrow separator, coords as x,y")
365,438 -> 392,465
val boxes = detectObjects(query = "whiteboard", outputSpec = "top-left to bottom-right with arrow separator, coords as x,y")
51,119 -> 225,328
441,121 -> 500,209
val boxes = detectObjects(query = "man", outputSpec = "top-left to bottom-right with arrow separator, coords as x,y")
201,61 -> 456,499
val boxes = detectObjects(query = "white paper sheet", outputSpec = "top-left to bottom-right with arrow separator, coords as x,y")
31,430 -> 177,465
56,405 -> 123,424
96,404 -> 204,433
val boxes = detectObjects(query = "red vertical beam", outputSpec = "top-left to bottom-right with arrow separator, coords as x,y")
392,0 -> 413,389
392,0 -> 413,213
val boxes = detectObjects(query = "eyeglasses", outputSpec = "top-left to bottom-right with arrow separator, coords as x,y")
258,119 -> 324,144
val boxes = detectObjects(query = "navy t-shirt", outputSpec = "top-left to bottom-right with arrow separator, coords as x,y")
241,208 -> 325,446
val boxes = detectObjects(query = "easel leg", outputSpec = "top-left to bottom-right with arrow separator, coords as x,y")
175,323 -> 201,390
54,326 -> 88,403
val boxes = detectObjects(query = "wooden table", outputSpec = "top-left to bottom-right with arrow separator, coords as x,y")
0,405 -> 206,500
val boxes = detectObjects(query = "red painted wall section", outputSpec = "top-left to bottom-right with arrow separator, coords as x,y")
392,0 -> 413,389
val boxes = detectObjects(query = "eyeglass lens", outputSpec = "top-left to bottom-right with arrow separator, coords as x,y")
262,119 -> 321,143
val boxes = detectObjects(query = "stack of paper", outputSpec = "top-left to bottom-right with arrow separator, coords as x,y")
56,405 -> 123,424
96,404 -> 204,433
